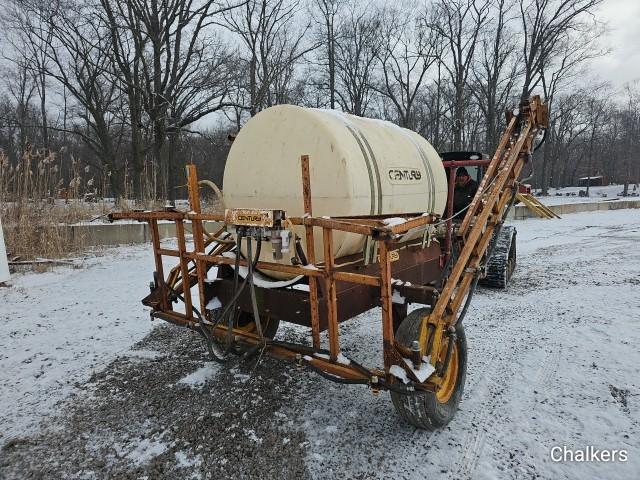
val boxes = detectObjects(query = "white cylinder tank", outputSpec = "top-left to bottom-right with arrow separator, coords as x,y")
223,105 -> 448,275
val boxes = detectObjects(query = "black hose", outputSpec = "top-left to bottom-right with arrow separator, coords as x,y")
160,288 -> 426,394
220,232 -> 263,352
294,235 -> 308,265
533,128 -> 547,152
246,236 -> 265,339
226,233 -> 243,348
161,281 -> 227,362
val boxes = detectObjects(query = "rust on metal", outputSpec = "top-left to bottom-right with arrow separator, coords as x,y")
378,241 -> 395,371
301,155 -> 321,349
224,208 -> 276,227
323,227 -> 340,360
108,97 -> 549,398
175,220 -> 193,318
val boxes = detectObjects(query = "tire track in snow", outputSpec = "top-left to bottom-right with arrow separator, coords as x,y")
448,304 -> 528,480
533,346 -> 561,402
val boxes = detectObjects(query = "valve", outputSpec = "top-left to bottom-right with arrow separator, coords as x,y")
271,235 -> 283,259
271,229 -> 291,260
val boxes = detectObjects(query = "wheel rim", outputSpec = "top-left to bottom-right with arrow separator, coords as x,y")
436,343 -> 459,403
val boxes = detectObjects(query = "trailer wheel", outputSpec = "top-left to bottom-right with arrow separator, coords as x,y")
203,310 -> 280,361
390,308 -> 467,430
480,226 -> 517,289
234,311 -> 280,339
228,313 -> 279,358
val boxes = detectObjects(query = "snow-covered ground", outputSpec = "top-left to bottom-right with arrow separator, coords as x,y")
535,184 -> 640,205
0,209 -> 638,479
0,245 -> 158,444
301,209 -> 640,480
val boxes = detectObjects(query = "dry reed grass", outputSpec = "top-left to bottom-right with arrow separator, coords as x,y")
0,148 -> 107,260
1,148 -> 224,262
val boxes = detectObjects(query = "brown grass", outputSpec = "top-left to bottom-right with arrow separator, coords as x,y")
1,148 -> 224,262
0,148 -> 107,260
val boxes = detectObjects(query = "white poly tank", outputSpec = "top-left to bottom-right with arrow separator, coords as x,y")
223,105 -> 448,277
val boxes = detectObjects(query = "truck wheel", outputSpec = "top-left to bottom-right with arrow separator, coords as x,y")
480,226 -> 516,289
390,308 -> 467,430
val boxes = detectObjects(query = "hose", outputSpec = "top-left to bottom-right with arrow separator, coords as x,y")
225,233 -> 243,350
160,280 -> 228,362
533,128 -> 547,152
162,284 -> 424,394
246,236 -> 265,339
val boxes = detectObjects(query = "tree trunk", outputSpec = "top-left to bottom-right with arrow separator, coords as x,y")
39,73 -> 49,154
250,54 -> 257,116
540,137 -> 551,195
327,17 -> 335,109
453,77 -> 463,151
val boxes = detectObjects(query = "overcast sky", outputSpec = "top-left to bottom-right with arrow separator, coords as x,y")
591,0 -> 640,89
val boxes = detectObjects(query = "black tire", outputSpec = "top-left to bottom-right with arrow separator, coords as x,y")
480,226 -> 517,289
204,310 -> 280,361
392,303 -> 408,333
390,308 -> 467,430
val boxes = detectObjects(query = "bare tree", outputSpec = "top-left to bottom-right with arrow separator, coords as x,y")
334,4 -> 382,116
470,0 -> 519,152
620,82 -> 640,196
100,0 -> 238,199
2,2 -> 54,155
535,31 -> 605,193
313,0 -> 342,109
582,93 -> 607,196
545,91 -> 589,187
12,34 -> 51,154
518,0 -> 604,102
427,0 -> 490,150
376,6 -> 440,129
3,61 -> 37,158
20,0 -> 128,195
222,0 -> 316,117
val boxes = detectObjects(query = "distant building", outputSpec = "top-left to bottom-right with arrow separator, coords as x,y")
577,175 -> 608,187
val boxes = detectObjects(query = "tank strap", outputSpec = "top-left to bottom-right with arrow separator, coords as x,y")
343,123 -> 382,216
355,129 -> 383,215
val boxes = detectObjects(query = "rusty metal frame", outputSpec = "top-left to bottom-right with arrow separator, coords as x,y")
109,96 -> 548,396
110,166 -> 442,391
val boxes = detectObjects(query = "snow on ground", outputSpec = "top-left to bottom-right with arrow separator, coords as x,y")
0,244 -> 177,445
535,184 -> 640,205
177,363 -> 221,388
301,209 -> 640,480
0,209 -> 638,479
